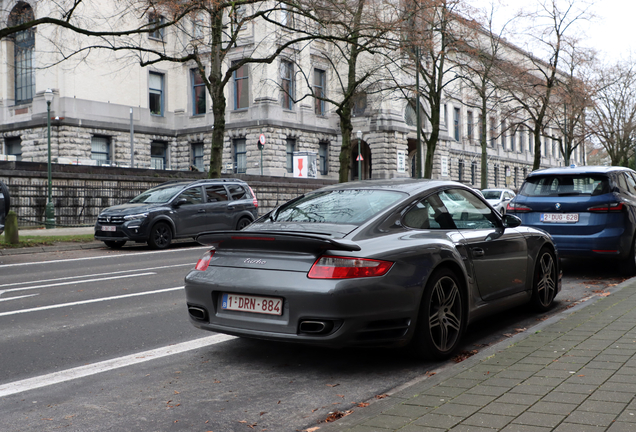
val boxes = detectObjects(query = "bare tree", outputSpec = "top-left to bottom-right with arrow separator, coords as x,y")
589,60 -> 636,167
500,0 -> 591,171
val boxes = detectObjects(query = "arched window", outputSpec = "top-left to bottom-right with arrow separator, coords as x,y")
9,3 -> 35,104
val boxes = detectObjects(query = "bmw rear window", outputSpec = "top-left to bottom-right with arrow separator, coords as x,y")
273,189 -> 405,224
519,175 -> 610,197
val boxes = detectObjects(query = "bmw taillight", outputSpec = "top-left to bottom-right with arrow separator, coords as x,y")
195,250 -> 215,271
507,202 -> 532,212
587,202 -> 624,212
308,256 -> 393,279
248,186 -> 258,208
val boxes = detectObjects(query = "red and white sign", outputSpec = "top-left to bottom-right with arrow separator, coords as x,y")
259,134 -> 266,146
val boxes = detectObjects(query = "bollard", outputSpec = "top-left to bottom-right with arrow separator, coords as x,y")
5,211 -> 19,244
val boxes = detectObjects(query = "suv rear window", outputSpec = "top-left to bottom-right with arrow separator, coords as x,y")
519,175 -> 610,197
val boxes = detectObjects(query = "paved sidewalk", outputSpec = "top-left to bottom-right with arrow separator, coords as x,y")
0,226 -> 102,255
321,278 -> 636,432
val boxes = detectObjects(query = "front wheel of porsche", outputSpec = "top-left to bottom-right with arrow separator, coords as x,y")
531,247 -> 557,312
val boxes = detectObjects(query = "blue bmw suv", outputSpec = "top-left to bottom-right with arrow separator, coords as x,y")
507,166 -> 636,275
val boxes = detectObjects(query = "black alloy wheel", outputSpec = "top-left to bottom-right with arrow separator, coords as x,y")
531,247 -> 557,312
412,268 -> 465,360
236,217 -> 252,230
104,240 -> 126,249
148,222 -> 172,249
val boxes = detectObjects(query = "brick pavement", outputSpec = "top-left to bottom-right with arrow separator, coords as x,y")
320,278 -> 636,432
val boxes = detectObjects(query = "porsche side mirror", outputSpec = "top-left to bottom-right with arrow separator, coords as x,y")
503,214 -> 522,228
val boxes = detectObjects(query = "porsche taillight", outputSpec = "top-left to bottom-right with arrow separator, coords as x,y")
195,250 -> 215,271
307,256 -> 393,279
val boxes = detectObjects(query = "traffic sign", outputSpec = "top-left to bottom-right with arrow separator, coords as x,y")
258,134 -> 265,150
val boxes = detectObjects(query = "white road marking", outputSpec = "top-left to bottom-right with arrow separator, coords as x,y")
0,246 -> 208,268
0,286 -> 184,317
0,272 -> 156,296
0,334 -> 236,397
0,294 -> 38,302
0,263 -> 193,288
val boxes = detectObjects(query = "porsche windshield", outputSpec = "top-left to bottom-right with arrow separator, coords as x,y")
129,184 -> 186,204
273,189 -> 405,224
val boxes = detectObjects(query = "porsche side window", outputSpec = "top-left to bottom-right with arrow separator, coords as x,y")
439,189 -> 497,229
403,195 -> 454,230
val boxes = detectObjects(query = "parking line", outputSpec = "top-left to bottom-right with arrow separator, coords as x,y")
0,334 -> 236,398
0,286 -> 184,317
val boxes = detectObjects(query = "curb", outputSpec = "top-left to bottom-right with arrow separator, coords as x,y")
0,241 -> 105,256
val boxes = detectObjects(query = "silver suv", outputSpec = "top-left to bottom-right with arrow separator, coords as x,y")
94,179 -> 258,249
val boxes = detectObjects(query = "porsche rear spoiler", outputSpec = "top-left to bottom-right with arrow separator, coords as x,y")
195,231 -> 361,252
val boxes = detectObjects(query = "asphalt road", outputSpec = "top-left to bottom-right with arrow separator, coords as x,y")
0,243 -> 626,432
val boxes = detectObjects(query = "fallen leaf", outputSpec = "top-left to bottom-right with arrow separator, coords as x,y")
357,402 -> 370,407
452,350 -> 478,363
260,412 -> 267,416
239,420 -> 247,424
326,384 -> 339,387
174,391 -> 180,394
336,395 -> 345,398
304,427 -> 321,432
321,410 -> 353,423
375,394 -> 389,399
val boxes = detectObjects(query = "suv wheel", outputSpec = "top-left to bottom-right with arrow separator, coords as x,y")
236,217 -> 252,230
148,222 -> 172,249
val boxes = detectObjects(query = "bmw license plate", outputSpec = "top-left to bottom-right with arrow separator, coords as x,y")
541,213 -> 578,223
221,293 -> 283,316
101,225 -> 117,232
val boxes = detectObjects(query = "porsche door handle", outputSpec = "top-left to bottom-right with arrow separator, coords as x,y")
471,248 -> 485,257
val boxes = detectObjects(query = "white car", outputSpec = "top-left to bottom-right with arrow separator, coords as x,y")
481,188 -> 516,215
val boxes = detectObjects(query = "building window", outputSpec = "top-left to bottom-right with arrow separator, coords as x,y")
191,142 -> 204,171
281,61 -> 294,110
91,136 -> 111,166
501,121 -> 506,149
523,167 -> 527,180
454,107 -> 460,141
443,104 -> 448,126
192,13 -> 205,40
148,12 -> 165,40
319,142 -> 329,175
529,131 -> 534,153
5,137 -> 22,161
191,70 -> 206,116
286,138 -> 296,173
233,138 -> 246,173
280,3 -> 291,26
149,72 -> 164,116
466,111 -> 473,141
520,128 -> 525,153
233,62 -> 249,110
151,141 -> 168,169
514,167 -> 519,188
510,129 -> 515,152
489,117 -> 496,147
458,160 -> 464,182
494,165 -> 499,186
471,161 -> 477,185
10,3 -> 35,104
230,3 -> 246,27
353,92 -> 367,116
314,69 -> 326,115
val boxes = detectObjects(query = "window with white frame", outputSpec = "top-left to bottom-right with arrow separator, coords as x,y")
151,141 -> 168,169
314,69 -> 326,115
281,61 -> 294,110
191,69 -> 206,115
454,107 -> 460,141
149,72 -> 164,116
192,142 -> 204,171
10,3 -> 35,104
148,12 -> 165,40
233,139 -> 246,173
91,136 -> 111,165
286,138 -> 296,173
233,61 -> 249,110
510,129 -> 515,152
319,142 -> 328,175
466,111 -> 473,141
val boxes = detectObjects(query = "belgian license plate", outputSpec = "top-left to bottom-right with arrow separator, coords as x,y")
101,225 -> 117,232
541,213 -> 579,223
221,293 -> 282,316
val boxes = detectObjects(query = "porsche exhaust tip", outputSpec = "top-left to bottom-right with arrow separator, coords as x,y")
298,320 -> 333,335
188,305 -> 208,321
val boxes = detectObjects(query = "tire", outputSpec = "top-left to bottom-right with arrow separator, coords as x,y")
236,217 -> 252,230
411,268 -> 466,360
104,240 -> 126,249
531,247 -> 557,312
148,222 -> 172,249
0,181 -> 10,216
620,235 -> 636,277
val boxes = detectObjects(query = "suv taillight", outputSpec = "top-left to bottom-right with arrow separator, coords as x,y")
507,202 -> 532,212
248,186 -> 258,208
587,202 -> 624,212
308,256 -> 393,279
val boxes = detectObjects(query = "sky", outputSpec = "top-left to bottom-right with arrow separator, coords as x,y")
465,0 -> 634,64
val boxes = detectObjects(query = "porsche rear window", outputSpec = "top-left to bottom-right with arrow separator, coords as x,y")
519,175 -> 610,197
273,189 -> 405,224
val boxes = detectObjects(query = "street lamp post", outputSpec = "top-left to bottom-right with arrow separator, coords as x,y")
44,88 -> 55,229
357,130 -> 362,180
